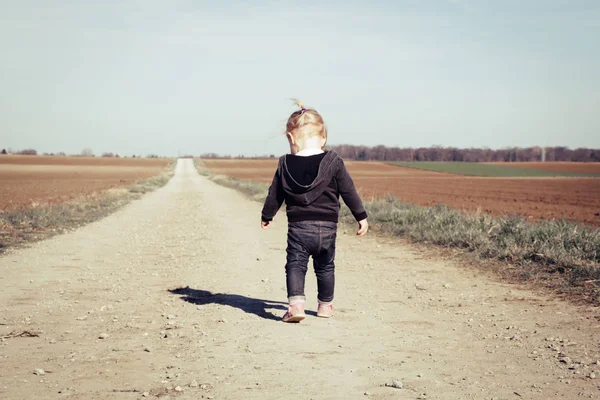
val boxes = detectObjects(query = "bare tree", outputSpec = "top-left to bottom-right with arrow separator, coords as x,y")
16,149 -> 37,155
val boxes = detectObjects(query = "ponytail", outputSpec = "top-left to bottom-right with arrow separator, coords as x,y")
286,99 -> 327,143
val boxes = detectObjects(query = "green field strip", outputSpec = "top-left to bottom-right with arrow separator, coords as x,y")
391,162 -> 600,177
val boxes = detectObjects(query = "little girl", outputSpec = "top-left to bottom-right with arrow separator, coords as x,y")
261,100 -> 369,323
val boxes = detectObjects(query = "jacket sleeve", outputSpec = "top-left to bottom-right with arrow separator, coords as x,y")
261,160 -> 285,222
336,158 -> 368,222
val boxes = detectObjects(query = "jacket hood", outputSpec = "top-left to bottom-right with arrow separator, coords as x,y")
280,150 -> 340,206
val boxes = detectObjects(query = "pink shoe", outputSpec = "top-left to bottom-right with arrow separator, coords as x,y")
282,301 -> 306,323
317,302 -> 334,318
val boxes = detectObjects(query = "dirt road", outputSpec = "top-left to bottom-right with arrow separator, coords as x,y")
1,159 -> 599,400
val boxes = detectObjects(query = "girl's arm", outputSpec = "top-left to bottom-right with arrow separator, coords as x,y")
336,158 -> 369,236
261,160 -> 285,227
336,158 -> 367,222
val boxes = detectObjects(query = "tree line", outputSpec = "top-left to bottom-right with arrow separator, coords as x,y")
200,145 -> 600,162
328,145 -> 600,162
5,146 -> 599,162
1,148 -> 162,158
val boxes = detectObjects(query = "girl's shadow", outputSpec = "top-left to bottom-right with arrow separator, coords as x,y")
169,286 -> 316,321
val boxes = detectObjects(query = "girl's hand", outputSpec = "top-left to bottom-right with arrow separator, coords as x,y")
261,220 -> 271,230
357,219 -> 369,236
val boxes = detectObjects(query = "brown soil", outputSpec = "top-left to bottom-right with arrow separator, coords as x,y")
1,160 -> 598,400
487,162 -> 600,174
0,157 -> 169,212
202,159 -> 441,183
203,159 -> 600,227
203,159 -> 281,182
0,155 -> 169,167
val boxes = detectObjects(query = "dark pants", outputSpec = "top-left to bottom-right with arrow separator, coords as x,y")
285,221 -> 337,304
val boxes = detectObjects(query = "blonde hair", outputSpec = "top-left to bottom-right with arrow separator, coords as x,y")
286,99 -> 328,144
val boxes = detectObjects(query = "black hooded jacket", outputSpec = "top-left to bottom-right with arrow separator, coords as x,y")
261,150 -> 367,223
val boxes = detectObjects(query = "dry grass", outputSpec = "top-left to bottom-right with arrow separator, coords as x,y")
339,197 -> 600,302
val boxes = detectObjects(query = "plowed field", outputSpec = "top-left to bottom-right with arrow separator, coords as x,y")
487,162 -> 600,174
0,155 -> 169,211
203,159 -> 600,227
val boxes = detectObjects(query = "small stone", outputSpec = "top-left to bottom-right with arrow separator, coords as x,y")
33,369 -> 45,376
590,372 -> 596,379
218,318 -> 228,323
167,314 -> 176,320
364,391 -> 370,396
391,380 -> 403,389
189,380 -> 199,388
560,357 -> 572,364
174,386 -> 182,392
144,347 -> 151,352
417,373 -> 423,378
443,284 -> 450,289
142,392 -> 149,397
98,333 -> 109,339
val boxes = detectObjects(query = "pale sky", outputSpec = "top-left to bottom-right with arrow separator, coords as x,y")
1,0 -> 598,157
